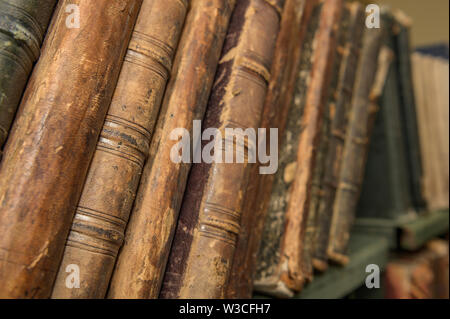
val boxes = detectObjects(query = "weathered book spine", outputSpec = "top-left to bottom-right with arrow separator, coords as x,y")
302,4 -> 351,280
0,0 -> 142,298
394,11 -> 426,210
226,0 -> 315,299
160,0 -> 284,299
311,2 -> 365,271
51,0 -> 188,299
328,28 -> 389,264
254,1 -> 322,298
356,13 -> 413,222
107,0 -> 236,299
0,0 -> 57,150
255,0 -> 342,296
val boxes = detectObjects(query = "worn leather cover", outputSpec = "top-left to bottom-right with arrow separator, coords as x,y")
329,28 -> 389,265
385,240 -> 449,299
0,0 -> 142,298
107,0 -> 236,299
357,14 -> 414,223
160,0 -> 284,299
254,0 -> 342,297
0,0 -> 57,150
311,2 -> 365,271
226,0 -> 315,299
51,0 -> 188,299
302,3 -> 355,279
394,11 -> 426,210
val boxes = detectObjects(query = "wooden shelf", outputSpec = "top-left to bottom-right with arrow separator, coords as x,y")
399,209 -> 449,251
254,210 -> 448,299
295,233 -> 389,299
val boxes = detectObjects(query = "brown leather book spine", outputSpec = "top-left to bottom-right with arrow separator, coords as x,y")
51,0 -> 188,299
301,3 -> 355,280
254,0 -> 324,298
277,0 -> 342,290
107,0 -> 236,299
328,29 -> 388,265
311,2 -> 365,271
226,0 -> 315,299
160,0 -> 284,299
0,0 -> 142,298
0,0 -> 57,150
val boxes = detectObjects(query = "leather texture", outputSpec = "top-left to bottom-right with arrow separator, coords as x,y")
0,0 -> 142,298
51,0 -> 188,299
0,0 -> 57,150
226,0 -> 315,299
107,0 -> 236,299
160,0 -> 284,299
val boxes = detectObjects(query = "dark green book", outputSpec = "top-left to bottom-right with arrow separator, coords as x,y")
0,0 -> 57,149
357,13 -> 414,221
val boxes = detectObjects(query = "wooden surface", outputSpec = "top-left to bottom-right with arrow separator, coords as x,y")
297,234 -> 389,299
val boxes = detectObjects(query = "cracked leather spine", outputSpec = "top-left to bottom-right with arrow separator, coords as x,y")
160,0 -> 284,299
0,0 -> 142,298
51,0 -> 188,299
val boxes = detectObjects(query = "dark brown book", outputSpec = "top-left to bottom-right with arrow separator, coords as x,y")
160,0 -> 284,299
51,0 -> 188,299
301,2 -> 355,280
107,0 -> 236,299
328,31 -> 391,265
0,0 -> 57,150
226,0 -> 316,299
311,1 -> 365,271
0,0 -> 141,298
254,0 -> 342,297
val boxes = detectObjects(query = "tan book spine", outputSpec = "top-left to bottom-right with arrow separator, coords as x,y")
0,0 -> 142,298
51,0 -> 188,299
107,0 -> 236,299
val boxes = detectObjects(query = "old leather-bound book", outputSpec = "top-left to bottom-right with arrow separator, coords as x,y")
0,0 -> 57,150
226,0 -> 316,299
393,11 -> 426,210
311,1 -> 365,271
0,0 -> 141,298
51,0 -> 187,299
160,0 -> 284,299
107,0 -> 236,299
328,29 -> 390,265
302,3 -> 354,279
254,0 -> 342,297
356,13 -> 414,224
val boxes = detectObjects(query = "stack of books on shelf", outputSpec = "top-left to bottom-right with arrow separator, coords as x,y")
0,0 -> 448,299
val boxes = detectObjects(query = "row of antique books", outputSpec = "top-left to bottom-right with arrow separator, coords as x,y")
0,0 -> 448,299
